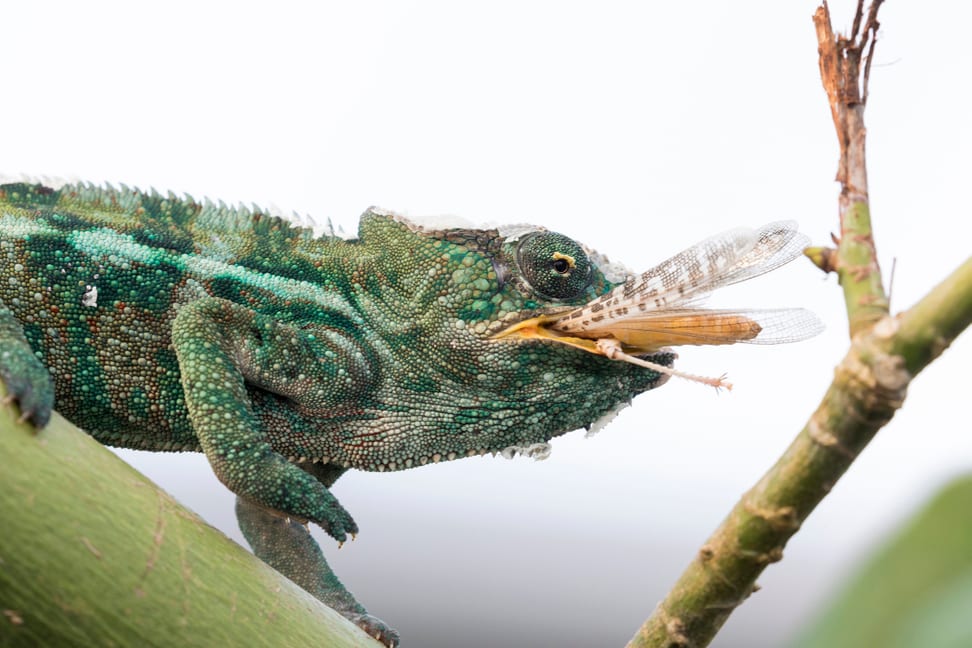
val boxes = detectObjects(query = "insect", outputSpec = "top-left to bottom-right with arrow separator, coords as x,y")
494,221 -> 823,389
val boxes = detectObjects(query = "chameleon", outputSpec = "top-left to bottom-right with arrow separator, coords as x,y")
0,179 -> 821,645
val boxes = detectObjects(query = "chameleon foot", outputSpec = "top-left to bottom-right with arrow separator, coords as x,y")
0,347 -> 54,428
316,496 -> 359,544
350,613 -> 400,648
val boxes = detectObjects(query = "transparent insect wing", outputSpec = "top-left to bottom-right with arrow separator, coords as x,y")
730,308 -> 825,344
636,226 -> 759,305
554,225 -> 764,334
717,221 -> 810,288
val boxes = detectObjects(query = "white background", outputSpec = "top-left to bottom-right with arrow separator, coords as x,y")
4,2 -> 970,646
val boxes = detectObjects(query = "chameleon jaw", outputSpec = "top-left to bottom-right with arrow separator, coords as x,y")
491,314 -> 606,355
492,313 -> 669,358
492,315 -> 731,391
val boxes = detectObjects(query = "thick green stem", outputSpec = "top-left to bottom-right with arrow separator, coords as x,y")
0,399 -> 382,648
890,257 -> 972,374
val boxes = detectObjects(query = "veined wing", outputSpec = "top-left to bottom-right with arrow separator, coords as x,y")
717,221 -> 810,287
553,221 -> 809,336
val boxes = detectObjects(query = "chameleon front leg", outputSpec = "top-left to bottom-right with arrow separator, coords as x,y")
172,297 -> 363,541
0,301 -> 54,427
236,462 -> 400,647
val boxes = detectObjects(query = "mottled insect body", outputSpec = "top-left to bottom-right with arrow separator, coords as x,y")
0,179 -> 821,645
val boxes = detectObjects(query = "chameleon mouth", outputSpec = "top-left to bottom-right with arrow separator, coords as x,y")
491,313 -> 607,355
491,313 -> 736,390
492,313 -> 683,371
492,311 -> 758,356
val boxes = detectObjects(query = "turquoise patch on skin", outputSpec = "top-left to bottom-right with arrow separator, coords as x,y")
70,228 -> 170,265
0,212 -> 58,237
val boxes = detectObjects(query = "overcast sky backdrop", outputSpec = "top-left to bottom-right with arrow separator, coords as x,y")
4,2 -> 971,646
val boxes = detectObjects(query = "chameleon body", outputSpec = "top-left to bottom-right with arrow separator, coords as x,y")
0,180 -> 674,645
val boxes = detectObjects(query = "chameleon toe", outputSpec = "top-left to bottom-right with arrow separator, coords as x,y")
351,613 -> 400,648
0,347 -> 55,429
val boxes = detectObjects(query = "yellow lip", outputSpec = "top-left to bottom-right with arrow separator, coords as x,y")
494,312 -> 743,391
492,311 -> 763,357
491,314 -> 609,356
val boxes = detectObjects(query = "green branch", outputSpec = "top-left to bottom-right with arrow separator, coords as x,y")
626,259 -> 972,648
0,397 -> 382,648
625,3 -> 972,646
890,257 -> 972,374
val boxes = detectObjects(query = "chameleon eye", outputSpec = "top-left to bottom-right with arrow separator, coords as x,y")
516,231 -> 593,300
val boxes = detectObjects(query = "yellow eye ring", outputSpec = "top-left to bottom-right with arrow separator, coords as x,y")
551,252 -> 576,274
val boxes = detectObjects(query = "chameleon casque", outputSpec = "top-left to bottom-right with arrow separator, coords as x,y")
0,179 -> 821,645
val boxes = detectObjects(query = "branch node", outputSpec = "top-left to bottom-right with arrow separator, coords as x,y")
738,546 -> 784,566
871,315 -> 898,339
656,606 -> 690,647
855,322 -> 911,394
807,417 -> 858,459
804,246 -> 839,274
871,352 -> 910,394
742,501 -> 801,532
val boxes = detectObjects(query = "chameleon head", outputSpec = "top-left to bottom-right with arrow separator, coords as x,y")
366,210 -> 675,450
349,212 -> 819,463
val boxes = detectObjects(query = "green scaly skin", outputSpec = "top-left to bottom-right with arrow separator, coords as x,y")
0,180 -> 673,645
